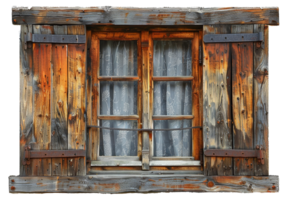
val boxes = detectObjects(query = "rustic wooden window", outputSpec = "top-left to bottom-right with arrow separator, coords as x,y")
88,30 -> 202,170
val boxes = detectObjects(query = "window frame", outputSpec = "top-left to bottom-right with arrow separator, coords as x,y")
88,28 -> 203,170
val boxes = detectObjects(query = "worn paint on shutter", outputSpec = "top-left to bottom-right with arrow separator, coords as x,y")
231,25 -> 254,176
203,25 -> 233,176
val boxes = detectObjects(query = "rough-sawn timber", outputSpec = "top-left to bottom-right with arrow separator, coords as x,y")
9,175 -> 278,193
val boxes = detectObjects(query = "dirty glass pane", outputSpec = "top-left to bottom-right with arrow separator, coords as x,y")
100,81 -> 138,115
153,40 -> 192,77
100,40 -> 138,76
100,120 -> 138,156
153,81 -> 192,115
153,120 -> 192,157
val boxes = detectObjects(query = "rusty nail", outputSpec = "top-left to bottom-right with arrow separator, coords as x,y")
207,181 -> 214,187
11,186 -> 16,190
272,185 -> 276,190
11,179 -> 15,183
13,19 -> 17,23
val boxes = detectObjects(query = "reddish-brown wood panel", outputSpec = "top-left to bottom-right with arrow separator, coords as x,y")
232,25 -> 254,176
67,25 -> 86,176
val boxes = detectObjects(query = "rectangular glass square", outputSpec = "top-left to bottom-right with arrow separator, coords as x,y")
153,120 -> 192,157
100,81 -> 138,115
100,40 -> 138,76
100,120 -> 138,156
153,81 -> 192,115
153,40 -> 192,76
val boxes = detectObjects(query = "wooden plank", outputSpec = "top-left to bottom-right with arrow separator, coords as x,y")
152,32 -> 194,39
203,25 -> 233,176
20,25 -> 33,176
51,26 -> 68,176
150,161 -> 200,166
253,25 -> 269,176
231,25 -> 254,176
31,25 -> 52,176
12,7 -> 279,25
9,175 -> 279,193
152,115 -> 194,120
98,76 -> 139,81
152,76 -> 194,81
91,161 -> 142,166
67,25 -> 86,176
98,115 -> 139,120
142,31 -> 150,170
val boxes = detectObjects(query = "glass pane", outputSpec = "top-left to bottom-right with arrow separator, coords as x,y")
153,40 -> 192,76
153,81 -> 192,115
100,81 -> 138,115
153,120 -> 192,157
100,40 -> 138,76
100,120 -> 138,156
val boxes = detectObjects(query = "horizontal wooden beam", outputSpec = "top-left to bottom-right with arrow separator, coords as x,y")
12,7 -> 279,25
9,175 -> 279,193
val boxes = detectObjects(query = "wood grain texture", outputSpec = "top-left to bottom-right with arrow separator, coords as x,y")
142,31 -> 150,170
20,25 -> 33,176
203,25 -> 233,176
12,7 -> 279,25
9,175 -> 279,193
231,25 -> 254,176
253,25 -> 269,176
67,25 -> 86,176
51,26 -> 68,176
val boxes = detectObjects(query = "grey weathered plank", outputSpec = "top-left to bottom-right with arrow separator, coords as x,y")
231,25 -> 254,176
203,25 -> 233,176
9,175 -> 279,193
253,25 -> 269,176
20,25 -> 33,176
12,7 -> 279,25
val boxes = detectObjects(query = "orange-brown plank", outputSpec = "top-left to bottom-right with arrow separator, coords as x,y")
232,25 -> 254,175
95,32 -> 140,40
67,25 -> 86,176
20,25 -> 33,176
32,42 -> 52,176
152,32 -> 195,39
192,32 -> 202,161
203,25 -> 233,176
254,25 -> 269,175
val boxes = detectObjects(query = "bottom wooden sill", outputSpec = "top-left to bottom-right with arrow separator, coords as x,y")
9,175 -> 279,193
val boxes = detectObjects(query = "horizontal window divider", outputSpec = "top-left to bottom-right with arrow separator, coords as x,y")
98,115 -> 139,120
97,156 -> 140,161
91,160 -> 142,167
152,157 -> 195,161
152,115 -> 194,120
149,160 -> 201,166
98,76 -> 139,81
87,125 -> 202,131
152,76 -> 194,81
88,170 -> 203,175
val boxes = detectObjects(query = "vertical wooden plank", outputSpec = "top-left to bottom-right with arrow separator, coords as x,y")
20,25 -> 33,176
192,32 -> 203,161
67,25 -> 86,176
141,31 -> 150,170
31,25 -> 53,176
232,25 -> 254,175
86,30 -> 94,173
203,25 -> 233,176
254,25 -> 269,175
137,38 -> 143,159
51,26 -> 68,176
90,32 -> 99,164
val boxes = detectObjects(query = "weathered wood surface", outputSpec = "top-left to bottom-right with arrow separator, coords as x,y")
51,26 -> 68,176
12,7 -> 279,25
203,25 -> 233,176
141,31 -> 150,170
32,25 -> 52,176
67,25 -> 86,176
20,25 -> 33,176
253,25 -> 269,176
9,175 -> 279,193
231,25 -> 254,176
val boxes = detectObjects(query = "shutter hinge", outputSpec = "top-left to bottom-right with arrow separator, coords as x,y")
199,46 -> 202,65
204,32 -> 263,43
204,145 -> 264,165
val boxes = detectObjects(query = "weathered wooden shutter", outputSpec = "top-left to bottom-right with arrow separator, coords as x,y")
20,25 -> 86,176
203,25 -> 269,176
